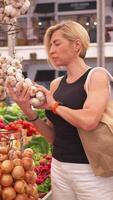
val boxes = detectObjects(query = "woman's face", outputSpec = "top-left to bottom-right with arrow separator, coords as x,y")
49,30 -> 76,67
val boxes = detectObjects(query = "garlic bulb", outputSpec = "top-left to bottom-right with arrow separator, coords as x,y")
0,0 -> 30,24
4,5 -> 19,18
5,76 -> 17,87
36,91 -> 46,102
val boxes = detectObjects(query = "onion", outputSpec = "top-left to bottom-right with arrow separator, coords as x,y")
0,146 -> 8,154
24,171 -> 36,184
15,193 -> 29,200
8,149 -> 21,160
29,196 -> 36,200
0,184 -> 2,193
12,166 -> 25,180
22,148 -> 33,158
1,160 -> 14,173
0,171 -> 1,179
16,150 -> 22,158
13,158 -> 22,167
0,154 -> 8,162
2,187 -> 16,200
32,184 -> 38,198
25,184 -> 33,195
14,180 -> 26,193
1,174 -> 13,187
22,157 -> 33,170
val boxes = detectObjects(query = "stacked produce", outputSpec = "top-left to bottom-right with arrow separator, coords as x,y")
0,131 -> 39,200
0,118 -> 5,129
0,104 -> 52,198
25,136 -> 52,197
0,55 -> 46,107
35,154 -> 51,195
0,0 -> 30,24
5,120 -> 39,136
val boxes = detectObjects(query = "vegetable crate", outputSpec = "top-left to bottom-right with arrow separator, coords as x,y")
41,191 -> 52,200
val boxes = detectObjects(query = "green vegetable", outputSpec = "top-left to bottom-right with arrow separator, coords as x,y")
3,114 -> 18,122
0,107 -> 7,115
37,177 -> 51,193
25,136 -> 50,154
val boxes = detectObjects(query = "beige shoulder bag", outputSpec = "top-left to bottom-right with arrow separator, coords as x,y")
77,67 -> 113,177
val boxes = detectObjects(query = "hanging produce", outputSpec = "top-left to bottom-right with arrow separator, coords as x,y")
0,55 -> 46,107
0,0 -> 30,24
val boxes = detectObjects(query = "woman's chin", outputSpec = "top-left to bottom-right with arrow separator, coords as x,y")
53,62 -> 62,67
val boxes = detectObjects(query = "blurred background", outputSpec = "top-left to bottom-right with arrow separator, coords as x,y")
0,0 -> 113,89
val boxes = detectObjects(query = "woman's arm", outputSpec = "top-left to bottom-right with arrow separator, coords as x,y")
52,70 -> 110,131
7,82 -> 56,144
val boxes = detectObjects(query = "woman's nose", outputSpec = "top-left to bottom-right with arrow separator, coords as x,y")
49,45 -> 56,54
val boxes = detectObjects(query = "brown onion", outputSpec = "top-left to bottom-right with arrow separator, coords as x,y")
14,180 -> 26,193
25,184 -> 33,195
22,157 -> 33,170
13,158 -> 22,167
0,146 -> 8,154
15,193 -> 29,200
29,196 -> 36,200
1,174 -> 13,187
2,187 -> 16,200
0,154 -> 8,162
22,148 -> 33,158
1,160 -> 14,173
32,184 -> 38,198
12,166 -> 25,180
8,150 -> 22,160
25,170 -> 37,184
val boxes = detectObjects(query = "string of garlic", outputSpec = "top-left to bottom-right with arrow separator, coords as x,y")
0,0 -> 30,24
0,55 -> 46,107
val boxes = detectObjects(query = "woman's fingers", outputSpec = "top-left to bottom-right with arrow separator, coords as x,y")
7,85 -> 17,99
20,82 -> 30,99
7,82 -> 30,103
15,81 -> 24,94
35,84 -> 49,95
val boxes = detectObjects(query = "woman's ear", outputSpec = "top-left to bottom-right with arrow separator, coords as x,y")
74,39 -> 82,53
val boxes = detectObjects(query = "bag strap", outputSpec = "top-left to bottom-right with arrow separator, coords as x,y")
85,67 -> 113,95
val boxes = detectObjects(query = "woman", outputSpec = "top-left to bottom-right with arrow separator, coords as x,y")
8,20 -> 113,200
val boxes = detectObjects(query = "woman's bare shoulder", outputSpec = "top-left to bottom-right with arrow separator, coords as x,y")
50,76 -> 64,93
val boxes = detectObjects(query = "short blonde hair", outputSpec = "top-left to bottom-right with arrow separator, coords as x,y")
44,20 -> 90,60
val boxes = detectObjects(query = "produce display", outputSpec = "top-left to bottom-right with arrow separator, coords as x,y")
0,0 -> 51,198
0,103 -> 46,124
0,55 -> 46,107
25,136 -> 52,197
0,130 -> 39,200
0,104 -> 52,199
0,0 -> 30,24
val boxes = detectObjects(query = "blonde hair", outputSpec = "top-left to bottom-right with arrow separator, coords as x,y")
44,20 -> 90,60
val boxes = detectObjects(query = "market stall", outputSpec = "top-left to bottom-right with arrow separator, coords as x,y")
0,1 -> 52,199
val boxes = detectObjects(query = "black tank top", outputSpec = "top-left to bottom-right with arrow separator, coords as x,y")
46,69 -> 91,163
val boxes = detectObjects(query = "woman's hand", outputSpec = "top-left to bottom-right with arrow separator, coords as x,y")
7,81 -> 33,117
33,84 -> 56,110
7,81 -> 56,113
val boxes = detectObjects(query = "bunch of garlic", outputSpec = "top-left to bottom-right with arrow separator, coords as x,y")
0,55 -> 46,107
15,78 -> 46,108
0,0 -> 30,24
25,79 -> 46,108
0,55 -> 23,100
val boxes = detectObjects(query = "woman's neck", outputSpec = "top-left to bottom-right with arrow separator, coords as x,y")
66,58 -> 89,83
